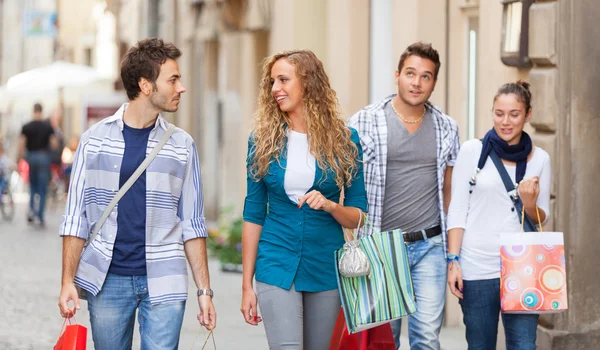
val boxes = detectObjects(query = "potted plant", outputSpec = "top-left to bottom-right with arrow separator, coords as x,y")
208,208 -> 243,273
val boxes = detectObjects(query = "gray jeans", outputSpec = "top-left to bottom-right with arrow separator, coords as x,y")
256,281 -> 341,350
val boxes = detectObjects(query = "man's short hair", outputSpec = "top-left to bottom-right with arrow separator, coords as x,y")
397,42 -> 441,80
120,38 -> 182,100
33,103 -> 43,113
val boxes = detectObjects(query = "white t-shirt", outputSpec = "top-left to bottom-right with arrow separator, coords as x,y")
447,139 -> 551,281
284,130 -> 316,203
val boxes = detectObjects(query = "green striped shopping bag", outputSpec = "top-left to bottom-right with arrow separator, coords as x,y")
335,229 -> 417,334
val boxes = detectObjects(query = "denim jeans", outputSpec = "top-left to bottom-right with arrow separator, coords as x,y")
390,234 -> 446,350
26,151 -> 50,221
87,273 -> 186,350
459,278 -> 538,350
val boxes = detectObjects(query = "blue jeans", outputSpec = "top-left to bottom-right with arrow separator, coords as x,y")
459,278 -> 538,350
26,151 -> 50,221
87,273 -> 186,350
390,234 -> 446,350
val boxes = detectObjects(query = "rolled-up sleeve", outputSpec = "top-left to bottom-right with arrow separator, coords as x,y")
343,128 -> 368,213
447,126 -> 460,167
243,136 -> 268,225
179,141 -> 208,241
60,133 -> 89,239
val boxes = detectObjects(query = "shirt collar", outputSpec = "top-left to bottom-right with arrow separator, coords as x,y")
106,103 -> 170,132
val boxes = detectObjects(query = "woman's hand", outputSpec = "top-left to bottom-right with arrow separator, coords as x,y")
519,176 -> 540,210
298,190 -> 336,212
240,287 -> 262,326
447,261 -> 464,299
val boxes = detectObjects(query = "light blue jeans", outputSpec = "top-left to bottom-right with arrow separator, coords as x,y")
87,273 -> 186,350
390,234 -> 447,350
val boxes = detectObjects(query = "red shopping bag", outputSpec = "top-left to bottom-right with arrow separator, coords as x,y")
330,308 -> 396,350
18,159 -> 29,184
54,316 -> 87,350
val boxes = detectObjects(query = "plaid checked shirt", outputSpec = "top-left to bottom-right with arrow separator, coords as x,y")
347,95 -> 460,255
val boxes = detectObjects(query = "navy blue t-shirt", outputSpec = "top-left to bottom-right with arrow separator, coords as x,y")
108,123 -> 153,275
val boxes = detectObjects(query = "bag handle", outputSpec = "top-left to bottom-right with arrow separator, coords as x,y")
342,208 -> 364,242
190,329 -> 216,349
521,206 -> 543,233
85,124 -> 176,246
489,149 -> 538,232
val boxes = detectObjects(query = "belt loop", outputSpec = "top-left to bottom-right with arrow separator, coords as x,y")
421,229 -> 427,241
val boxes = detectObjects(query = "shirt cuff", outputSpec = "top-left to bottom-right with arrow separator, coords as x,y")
59,215 -> 89,240
181,216 -> 208,241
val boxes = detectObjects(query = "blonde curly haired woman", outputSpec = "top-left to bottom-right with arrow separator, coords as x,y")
240,50 -> 368,349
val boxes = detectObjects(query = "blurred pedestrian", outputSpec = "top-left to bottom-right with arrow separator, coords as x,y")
60,135 -> 79,193
18,103 -> 58,226
57,38 -> 216,349
0,139 -> 16,193
240,50 -> 367,349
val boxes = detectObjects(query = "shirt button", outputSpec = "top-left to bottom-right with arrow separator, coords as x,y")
113,165 -> 117,169
297,221 -> 302,225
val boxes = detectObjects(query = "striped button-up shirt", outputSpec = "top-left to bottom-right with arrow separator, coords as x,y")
60,104 -> 207,305
347,95 -> 460,255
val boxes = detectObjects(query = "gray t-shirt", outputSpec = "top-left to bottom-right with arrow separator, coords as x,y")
380,102 -> 440,232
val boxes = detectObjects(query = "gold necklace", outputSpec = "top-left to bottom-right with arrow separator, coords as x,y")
391,101 -> 426,124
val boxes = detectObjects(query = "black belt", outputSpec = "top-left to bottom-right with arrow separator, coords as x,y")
403,225 -> 442,243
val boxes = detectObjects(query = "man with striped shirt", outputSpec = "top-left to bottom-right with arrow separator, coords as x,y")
348,42 -> 459,350
57,38 -> 216,349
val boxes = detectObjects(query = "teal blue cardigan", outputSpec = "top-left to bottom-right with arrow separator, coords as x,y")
243,127 -> 368,292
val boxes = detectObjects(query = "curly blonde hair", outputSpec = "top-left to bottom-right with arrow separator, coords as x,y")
249,50 -> 359,189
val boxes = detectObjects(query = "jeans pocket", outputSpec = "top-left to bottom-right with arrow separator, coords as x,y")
429,234 -> 443,247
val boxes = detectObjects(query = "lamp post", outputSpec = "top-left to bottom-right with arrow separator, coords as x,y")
500,0 -> 534,68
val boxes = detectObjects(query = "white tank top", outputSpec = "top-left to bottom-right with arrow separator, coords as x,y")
284,130 -> 316,203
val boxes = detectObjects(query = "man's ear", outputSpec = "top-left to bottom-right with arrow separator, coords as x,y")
138,78 -> 151,96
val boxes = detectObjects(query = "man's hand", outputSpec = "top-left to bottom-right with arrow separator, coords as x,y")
447,261 -> 464,300
58,283 -> 80,317
197,295 -> 217,330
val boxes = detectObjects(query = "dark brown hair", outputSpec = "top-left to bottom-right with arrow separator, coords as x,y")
33,103 -> 43,113
397,42 -> 441,80
494,80 -> 532,112
120,38 -> 182,100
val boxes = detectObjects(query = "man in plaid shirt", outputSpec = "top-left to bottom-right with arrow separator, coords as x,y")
348,42 -> 459,350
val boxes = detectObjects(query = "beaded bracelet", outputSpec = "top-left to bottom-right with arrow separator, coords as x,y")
446,254 -> 460,264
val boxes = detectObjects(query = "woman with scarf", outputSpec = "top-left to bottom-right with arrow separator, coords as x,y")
446,81 -> 551,349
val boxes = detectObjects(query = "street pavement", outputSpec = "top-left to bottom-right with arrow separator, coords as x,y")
0,201 -> 468,349
0,203 -> 268,350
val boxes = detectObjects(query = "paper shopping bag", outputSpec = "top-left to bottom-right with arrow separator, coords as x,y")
335,229 -> 416,334
500,231 -> 568,313
54,318 -> 87,350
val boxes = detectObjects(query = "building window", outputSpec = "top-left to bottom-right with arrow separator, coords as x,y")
467,17 -> 478,140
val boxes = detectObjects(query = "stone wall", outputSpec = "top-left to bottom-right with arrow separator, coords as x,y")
534,0 -> 600,347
